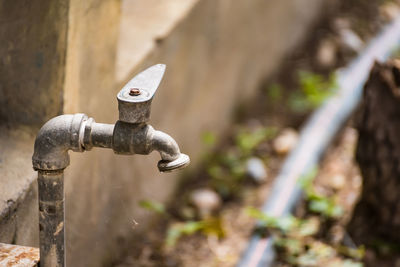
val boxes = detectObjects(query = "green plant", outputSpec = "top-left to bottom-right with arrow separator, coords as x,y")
336,245 -> 365,260
206,149 -> 245,197
289,70 -> 337,113
200,124 -> 277,199
203,126 -> 276,199
235,127 -> 277,156
266,83 -> 283,102
246,208 -> 363,266
246,207 -> 319,236
165,217 -> 225,247
139,199 -> 225,248
307,195 -> 343,218
139,200 -> 166,215
201,131 -> 217,147
299,168 -> 343,219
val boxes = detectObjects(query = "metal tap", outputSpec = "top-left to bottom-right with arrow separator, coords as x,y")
32,64 -> 190,267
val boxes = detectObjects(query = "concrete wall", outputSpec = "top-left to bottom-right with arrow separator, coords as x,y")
0,0 -> 329,266
0,0 -> 68,259
0,0 -> 69,127
62,1 -> 122,265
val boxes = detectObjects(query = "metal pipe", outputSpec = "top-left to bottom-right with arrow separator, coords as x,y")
32,114 -> 87,171
32,64 -> 190,266
90,122 -> 114,149
33,115 -> 189,266
150,128 -> 181,161
238,15 -> 400,267
38,170 -> 65,267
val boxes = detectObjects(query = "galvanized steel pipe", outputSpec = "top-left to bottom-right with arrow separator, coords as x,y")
32,65 -> 190,266
37,170 -> 65,267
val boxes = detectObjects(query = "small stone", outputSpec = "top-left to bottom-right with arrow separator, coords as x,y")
364,249 -> 376,263
338,28 -> 364,53
329,224 -> 344,245
346,192 -> 358,206
273,128 -> 299,155
316,38 -> 337,68
326,161 -> 342,174
330,174 -> 346,190
332,17 -> 351,32
190,188 -> 221,218
180,206 -> 196,220
352,175 -> 362,189
332,18 -> 364,53
380,2 -> 400,21
395,258 -> 400,267
246,157 -> 268,184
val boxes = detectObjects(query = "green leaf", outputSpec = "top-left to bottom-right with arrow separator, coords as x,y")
201,217 -> 225,238
297,217 -> 320,237
165,218 -> 225,248
308,198 -> 343,218
342,259 -> 364,267
235,127 -> 277,155
297,167 -> 343,219
275,237 -> 303,255
202,131 -> 217,147
245,207 -> 276,225
266,83 -> 283,101
297,167 -> 318,194
165,221 -> 204,247
207,165 -> 224,179
309,198 -> 330,213
245,207 -> 298,233
139,200 -> 166,214
336,245 -> 365,260
165,225 -> 182,247
275,216 -> 298,233
288,70 -> 337,113
180,221 -> 205,234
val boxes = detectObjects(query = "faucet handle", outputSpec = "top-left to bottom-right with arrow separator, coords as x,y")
117,64 -> 166,123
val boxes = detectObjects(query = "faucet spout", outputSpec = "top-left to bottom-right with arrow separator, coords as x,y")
149,127 -> 190,172
111,121 -> 190,172
149,127 -> 180,161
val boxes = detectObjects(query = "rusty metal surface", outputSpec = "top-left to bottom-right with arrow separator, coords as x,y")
38,171 -> 65,267
117,64 -> 165,123
32,64 -> 190,266
0,243 -> 39,267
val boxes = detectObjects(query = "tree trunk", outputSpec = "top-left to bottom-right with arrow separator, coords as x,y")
348,60 -> 400,245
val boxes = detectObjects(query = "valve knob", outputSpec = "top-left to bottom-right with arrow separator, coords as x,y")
117,64 -> 166,123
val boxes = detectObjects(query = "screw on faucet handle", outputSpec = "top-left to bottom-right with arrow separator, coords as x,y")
117,64 -> 166,123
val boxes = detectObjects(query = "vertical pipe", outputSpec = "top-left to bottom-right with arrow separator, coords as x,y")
38,170 -> 65,267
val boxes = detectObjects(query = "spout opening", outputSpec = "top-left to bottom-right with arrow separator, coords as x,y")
157,153 -> 190,172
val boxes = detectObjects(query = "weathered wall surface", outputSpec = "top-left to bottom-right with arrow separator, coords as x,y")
64,0 -> 329,266
0,128 -> 38,247
62,0 -> 122,265
0,0 -> 69,127
0,0 -> 68,257
0,0 -> 330,266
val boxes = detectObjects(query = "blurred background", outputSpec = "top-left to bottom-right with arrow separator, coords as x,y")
1,0 -> 400,266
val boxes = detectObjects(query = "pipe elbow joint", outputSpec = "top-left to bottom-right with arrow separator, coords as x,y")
32,114 -> 87,171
